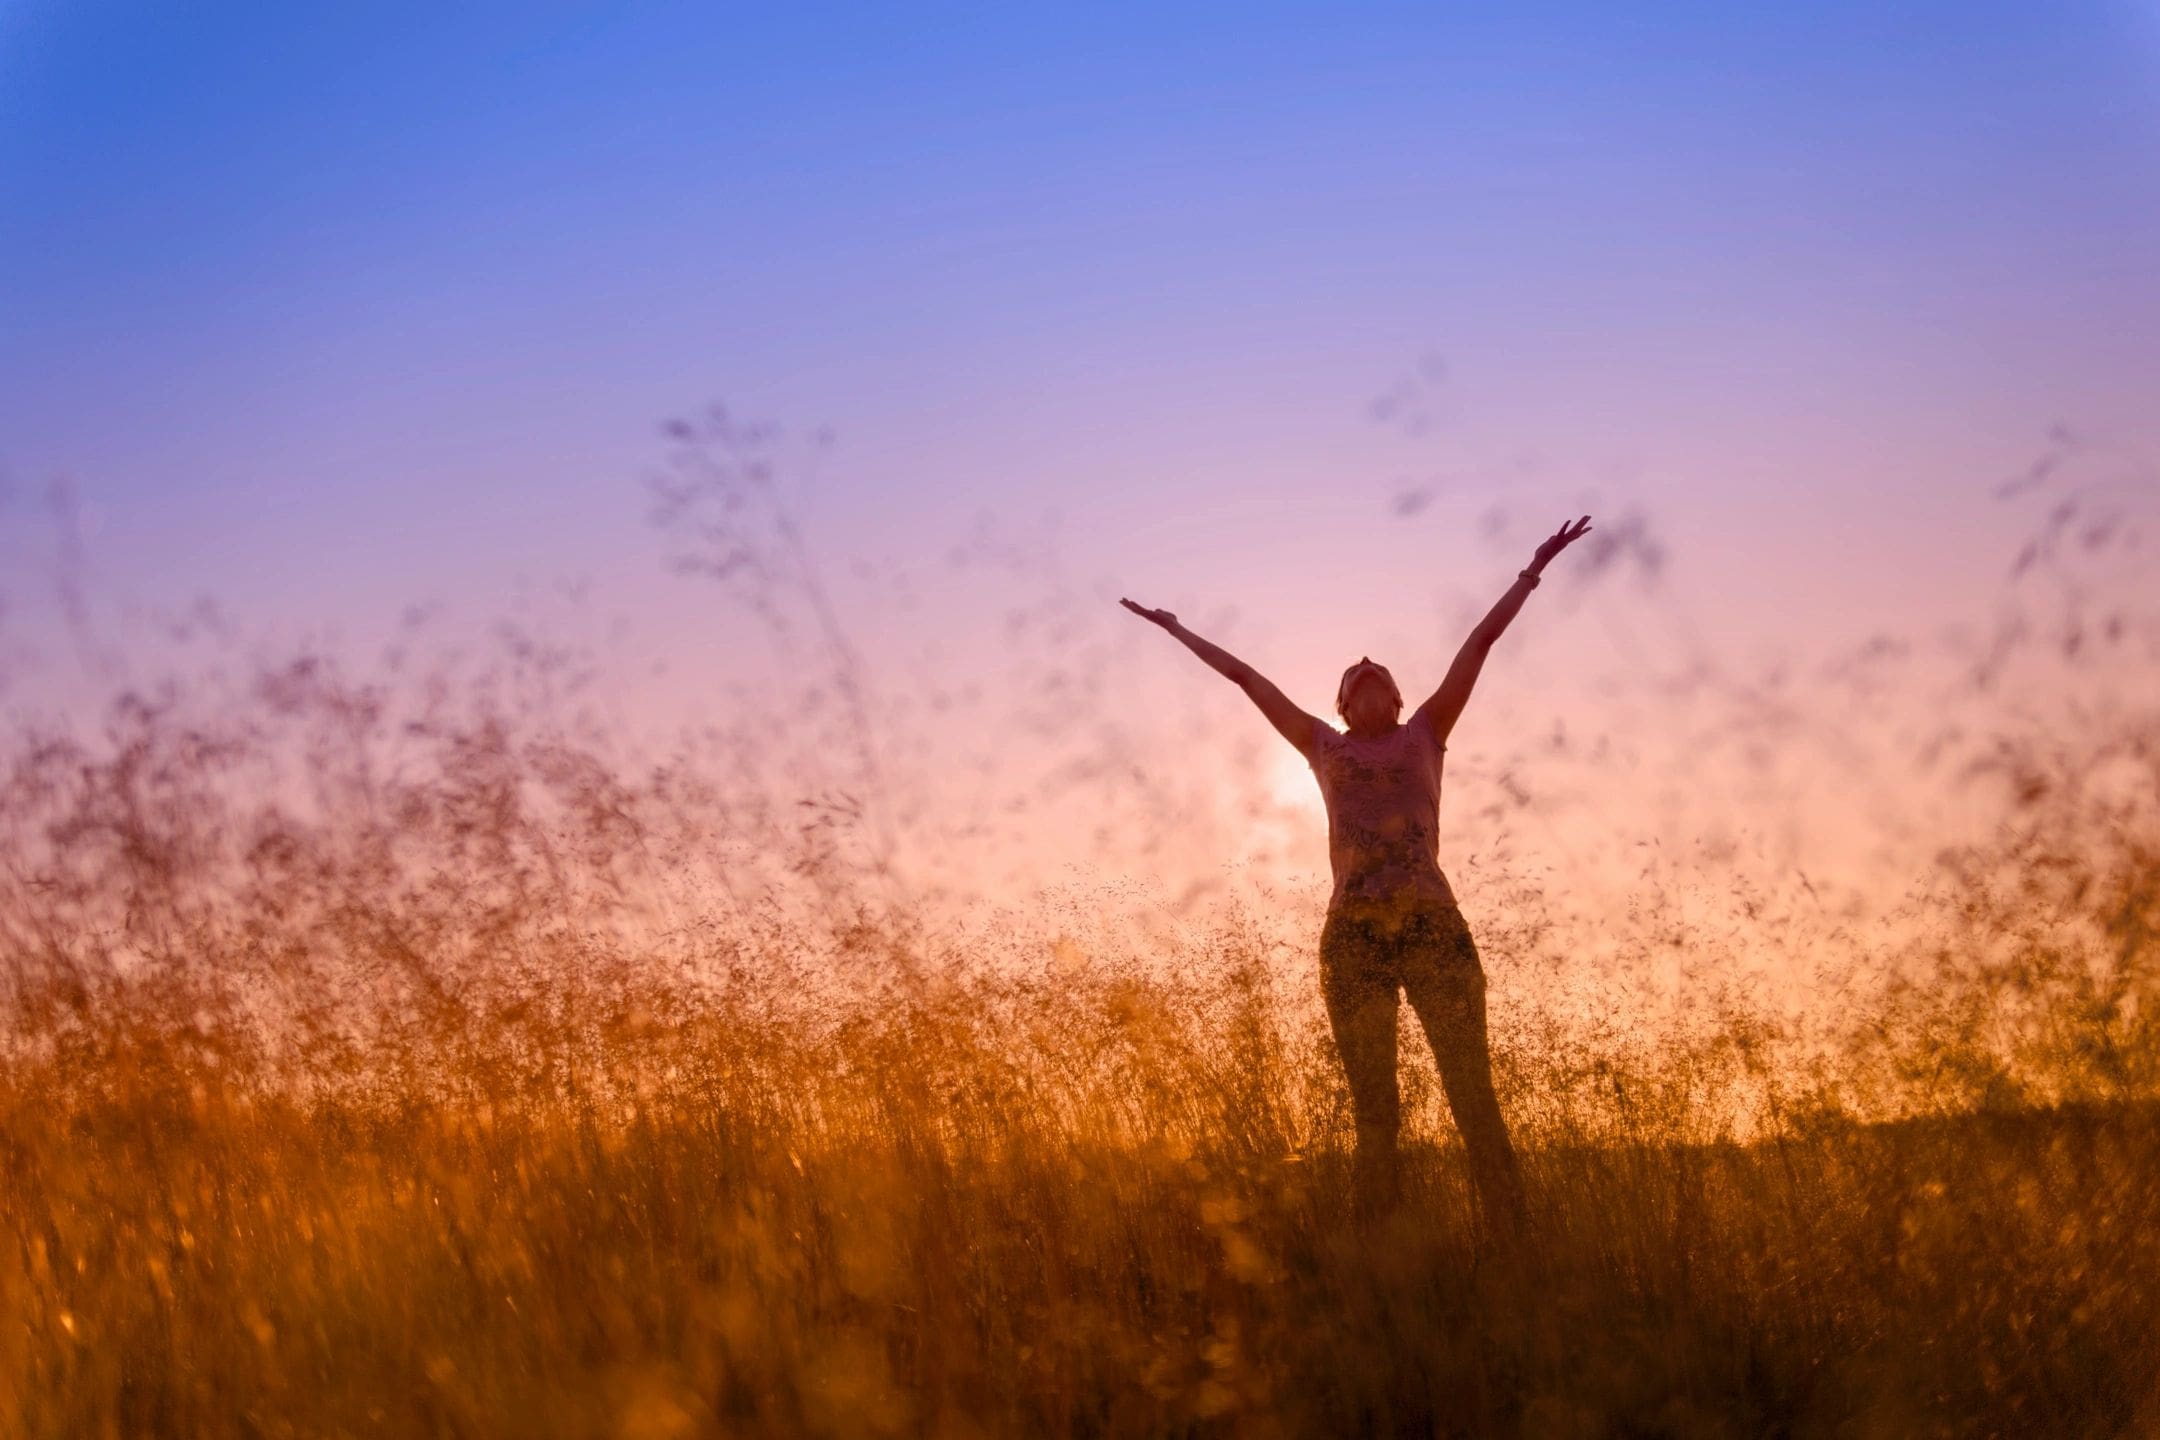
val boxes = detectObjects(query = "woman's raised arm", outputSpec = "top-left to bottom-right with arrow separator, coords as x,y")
1410,516 -> 1592,744
1121,599 -> 1323,757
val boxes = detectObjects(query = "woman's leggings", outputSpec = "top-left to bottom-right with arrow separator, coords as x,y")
1318,898 -> 1527,1232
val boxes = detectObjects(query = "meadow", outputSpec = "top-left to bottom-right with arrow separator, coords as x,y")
4,428 -> 2157,1436
2,627 -> 2154,1439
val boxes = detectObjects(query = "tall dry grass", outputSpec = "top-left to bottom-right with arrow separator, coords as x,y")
3,418 -> 2157,1435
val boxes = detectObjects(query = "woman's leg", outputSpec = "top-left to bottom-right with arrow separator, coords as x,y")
1400,905 -> 1528,1240
1319,911 -> 1403,1217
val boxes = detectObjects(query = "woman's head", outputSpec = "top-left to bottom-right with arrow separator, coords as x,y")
1336,657 -> 1402,731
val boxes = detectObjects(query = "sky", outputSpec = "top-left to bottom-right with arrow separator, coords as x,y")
3,2 -> 2158,942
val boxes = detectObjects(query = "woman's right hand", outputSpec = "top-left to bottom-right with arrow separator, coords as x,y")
1119,598 -> 1178,630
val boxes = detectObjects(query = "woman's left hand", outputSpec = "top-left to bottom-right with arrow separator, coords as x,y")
1531,515 -> 1593,570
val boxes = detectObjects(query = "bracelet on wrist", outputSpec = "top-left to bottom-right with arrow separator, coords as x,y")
1519,568 -> 1541,586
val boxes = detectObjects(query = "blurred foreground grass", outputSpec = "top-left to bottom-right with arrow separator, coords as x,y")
5,952 -> 2156,1437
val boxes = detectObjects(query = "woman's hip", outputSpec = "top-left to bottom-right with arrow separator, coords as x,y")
1320,891 -> 1478,981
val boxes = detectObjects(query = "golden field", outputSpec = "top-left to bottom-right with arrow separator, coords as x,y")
6,961 -> 2156,1437
6,454 -> 2158,1435
2,644 -> 2155,1438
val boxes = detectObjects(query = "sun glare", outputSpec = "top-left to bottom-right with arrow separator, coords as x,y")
1272,742 -> 1324,814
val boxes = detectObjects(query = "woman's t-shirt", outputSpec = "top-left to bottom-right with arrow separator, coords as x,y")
1306,716 -> 1456,912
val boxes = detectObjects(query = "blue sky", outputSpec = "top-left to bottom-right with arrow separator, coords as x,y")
4,1 -> 2157,707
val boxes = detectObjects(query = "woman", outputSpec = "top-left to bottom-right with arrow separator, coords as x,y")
1120,515 -> 1592,1232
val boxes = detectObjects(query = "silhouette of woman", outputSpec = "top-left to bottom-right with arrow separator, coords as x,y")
1121,516 -> 1591,1232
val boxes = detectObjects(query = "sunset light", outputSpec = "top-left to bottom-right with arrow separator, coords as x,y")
3,4 -> 2157,1435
